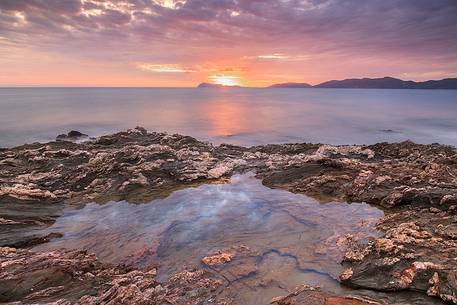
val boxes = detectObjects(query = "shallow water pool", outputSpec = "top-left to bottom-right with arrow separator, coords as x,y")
32,174 -> 443,304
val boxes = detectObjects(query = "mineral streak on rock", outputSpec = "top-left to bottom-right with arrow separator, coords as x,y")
1,127 -> 456,304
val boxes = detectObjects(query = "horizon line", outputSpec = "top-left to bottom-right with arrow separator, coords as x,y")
1,76 -> 457,89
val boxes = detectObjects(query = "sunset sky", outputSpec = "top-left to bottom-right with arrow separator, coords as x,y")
1,0 -> 457,87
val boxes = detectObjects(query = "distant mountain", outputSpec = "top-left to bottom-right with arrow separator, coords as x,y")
268,77 -> 457,89
315,77 -> 416,89
197,82 -> 242,88
416,78 -> 457,89
197,82 -> 223,88
267,82 -> 312,88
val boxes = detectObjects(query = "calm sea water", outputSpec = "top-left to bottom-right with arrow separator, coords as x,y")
1,87 -> 456,147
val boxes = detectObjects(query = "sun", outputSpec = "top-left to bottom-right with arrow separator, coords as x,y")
209,74 -> 242,86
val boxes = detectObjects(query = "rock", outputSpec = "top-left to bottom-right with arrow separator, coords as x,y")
430,207 -> 441,213
0,217 -> 20,225
68,130 -> 86,138
56,130 -> 88,142
341,208 -> 457,303
0,247 -> 224,305
0,184 -> 57,201
270,285 -> 381,305
201,245 -> 250,267
207,164 -> 232,178
340,268 -> 353,281
2,128 -> 455,210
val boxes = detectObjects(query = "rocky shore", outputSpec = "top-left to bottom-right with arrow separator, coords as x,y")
0,127 -> 456,304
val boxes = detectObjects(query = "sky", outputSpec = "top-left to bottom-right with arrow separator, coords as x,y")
1,0 -> 457,87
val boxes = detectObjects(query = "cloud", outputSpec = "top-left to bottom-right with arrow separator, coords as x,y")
152,0 -> 186,10
1,0 -> 454,58
209,74 -> 240,80
257,53 -> 288,60
1,0 -> 457,85
244,53 -> 310,61
138,63 -> 196,73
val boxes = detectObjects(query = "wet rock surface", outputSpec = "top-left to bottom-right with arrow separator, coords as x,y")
1,127 -> 456,304
270,285 -> 384,305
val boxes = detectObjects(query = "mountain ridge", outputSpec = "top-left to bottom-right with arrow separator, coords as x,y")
267,82 -> 313,88
272,77 -> 457,89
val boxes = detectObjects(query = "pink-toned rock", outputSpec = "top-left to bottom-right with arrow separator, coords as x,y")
202,245 -> 250,267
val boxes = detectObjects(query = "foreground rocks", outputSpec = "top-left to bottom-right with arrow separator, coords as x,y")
0,127 -> 456,304
0,247 -> 224,304
341,207 -> 457,303
1,246 -> 394,305
1,127 -> 456,208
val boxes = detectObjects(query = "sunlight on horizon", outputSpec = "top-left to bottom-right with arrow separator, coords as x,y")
209,75 -> 243,87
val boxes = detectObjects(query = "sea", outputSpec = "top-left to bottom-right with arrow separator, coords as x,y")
1,87 -> 456,147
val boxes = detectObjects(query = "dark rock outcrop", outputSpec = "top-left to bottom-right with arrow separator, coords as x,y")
56,130 -> 89,142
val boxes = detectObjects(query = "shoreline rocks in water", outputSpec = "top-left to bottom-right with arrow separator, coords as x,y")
0,127 -> 456,304
56,130 -> 89,142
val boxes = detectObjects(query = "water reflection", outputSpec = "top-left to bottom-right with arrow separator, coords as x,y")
204,98 -> 251,137
33,174 -> 385,303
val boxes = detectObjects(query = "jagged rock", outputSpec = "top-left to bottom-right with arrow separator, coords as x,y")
341,208 -> 457,303
0,184 -> 57,201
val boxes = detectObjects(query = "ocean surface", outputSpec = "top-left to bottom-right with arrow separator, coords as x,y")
1,87 -> 456,147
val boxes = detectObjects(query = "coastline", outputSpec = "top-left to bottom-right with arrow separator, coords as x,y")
0,127 -> 456,304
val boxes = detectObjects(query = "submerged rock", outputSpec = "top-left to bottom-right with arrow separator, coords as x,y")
202,245 -> 251,267
270,285 -> 383,305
